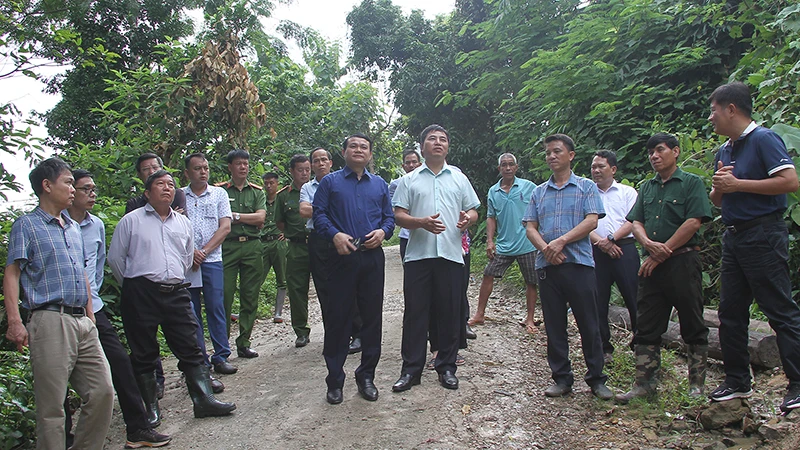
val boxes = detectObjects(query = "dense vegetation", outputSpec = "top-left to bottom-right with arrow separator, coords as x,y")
2,0 -> 800,447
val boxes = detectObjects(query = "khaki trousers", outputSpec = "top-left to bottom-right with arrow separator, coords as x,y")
28,310 -> 113,450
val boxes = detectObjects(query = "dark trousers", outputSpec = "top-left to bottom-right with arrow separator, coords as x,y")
121,277 -> 205,374
65,309 -> 148,436
400,238 -> 408,261
635,251 -> 708,347
538,263 -> 606,387
322,248 -> 385,389
310,232 -> 361,339
429,252 -> 470,352
719,222 -> 800,386
402,258 -> 464,376
593,242 -> 639,353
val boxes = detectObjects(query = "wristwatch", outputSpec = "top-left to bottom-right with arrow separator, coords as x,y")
607,234 -> 615,243
234,212 -> 241,222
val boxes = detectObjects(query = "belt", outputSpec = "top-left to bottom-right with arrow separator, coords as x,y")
725,213 -> 782,234
261,235 -> 281,242
33,303 -> 86,316
226,236 -> 260,242
288,236 -> 309,244
157,282 -> 191,293
615,237 -> 636,246
671,245 -> 700,257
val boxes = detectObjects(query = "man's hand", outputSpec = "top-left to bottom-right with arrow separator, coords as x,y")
278,233 -> 285,241
596,238 -> 623,259
456,210 -> 471,230
333,232 -> 357,255
712,161 -> 739,194
543,237 -> 566,261
544,251 -> 567,266
6,321 -> 28,352
193,249 -> 207,267
421,213 -> 446,234
173,206 -> 185,215
363,229 -> 386,249
645,241 -> 672,263
638,256 -> 661,277
486,240 -> 496,260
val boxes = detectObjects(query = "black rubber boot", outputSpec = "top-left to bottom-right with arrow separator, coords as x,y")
134,371 -> 162,428
184,365 -> 237,418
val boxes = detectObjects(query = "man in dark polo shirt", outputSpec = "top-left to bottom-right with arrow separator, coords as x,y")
260,172 -> 288,323
616,133 -> 712,404
313,133 -> 394,404
219,149 -> 266,359
707,82 -> 800,412
276,154 -> 313,347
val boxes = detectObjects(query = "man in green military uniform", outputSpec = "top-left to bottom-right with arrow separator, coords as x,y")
276,154 -> 312,347
220,149 -> 267,358
260,172 -> 288,323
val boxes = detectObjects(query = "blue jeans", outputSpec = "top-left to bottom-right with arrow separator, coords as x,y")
190,261 -> 231,365
719,221 -> 800,386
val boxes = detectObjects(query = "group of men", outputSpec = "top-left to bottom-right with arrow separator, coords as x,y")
6,81 -> 800,449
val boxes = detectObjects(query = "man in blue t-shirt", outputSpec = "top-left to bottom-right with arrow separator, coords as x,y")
708,82 -> 800,412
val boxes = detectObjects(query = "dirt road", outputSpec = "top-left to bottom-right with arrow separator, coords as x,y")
103,245 -> 797,449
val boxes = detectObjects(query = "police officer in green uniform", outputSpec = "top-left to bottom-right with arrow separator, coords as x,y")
260,172 -> 288,323
219,149 -> 267,358
276,154 -> 312,347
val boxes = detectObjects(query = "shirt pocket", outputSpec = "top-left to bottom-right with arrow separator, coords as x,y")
642,195 -> 658,224
662,194 -> 686,224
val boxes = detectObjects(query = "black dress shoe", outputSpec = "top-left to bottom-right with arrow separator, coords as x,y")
295,335 -> 310,348
213,360 -> 238,375
392,374 -> 421,392
465,324 -> 477,340
237,347 -> 258,358
438,370 -> 459,390
356,378 -> 379,401
348,337 -> 362,354
210,377 -> 225,394
326,388 -> 343,405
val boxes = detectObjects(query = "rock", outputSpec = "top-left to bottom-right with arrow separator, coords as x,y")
720,437 -> 737,446
642,428 -> 658,442
742,414 -> 759,434
699,399 -> 751,430
670,420 -> 688,431
702,442 -> 727,450
758,421 -> 794,441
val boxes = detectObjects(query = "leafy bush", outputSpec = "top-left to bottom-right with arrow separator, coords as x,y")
0,351 -> 35,450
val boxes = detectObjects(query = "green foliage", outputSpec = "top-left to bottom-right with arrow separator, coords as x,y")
0,352 -> 36,450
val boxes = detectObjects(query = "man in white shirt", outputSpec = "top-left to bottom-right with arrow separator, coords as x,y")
589,150 -> 639,363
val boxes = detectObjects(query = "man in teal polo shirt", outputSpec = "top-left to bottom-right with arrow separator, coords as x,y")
468,153 -> 539,333
616,132 -> 711,403
220,149 -> 266,359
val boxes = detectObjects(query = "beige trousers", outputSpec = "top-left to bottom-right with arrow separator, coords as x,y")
28,310 -> 114,450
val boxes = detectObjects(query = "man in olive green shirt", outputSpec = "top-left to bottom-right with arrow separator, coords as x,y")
616,133 -> 711,404
276,154 -> 312,347
260,172 -> 288,323
220,149 -> 267,358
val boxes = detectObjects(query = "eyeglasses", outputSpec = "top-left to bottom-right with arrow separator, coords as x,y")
139,165 -> 162,173
76,186 -> 98,195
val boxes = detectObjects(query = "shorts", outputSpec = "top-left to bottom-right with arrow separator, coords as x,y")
483,252 -> 538,285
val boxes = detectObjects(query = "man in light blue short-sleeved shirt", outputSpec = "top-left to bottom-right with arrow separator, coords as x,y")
391,124 -> 480,393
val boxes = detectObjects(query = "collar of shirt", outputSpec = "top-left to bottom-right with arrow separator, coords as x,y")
545,172 -> 579,189
143,202 -> 178,220
342,165 -> 374,180
650,167 -> 689,184
597,179 -> 620,194
184,184 -> 210,198
419,162 -> 454,177
492,177 -> 521,192
35,207 -> 75,229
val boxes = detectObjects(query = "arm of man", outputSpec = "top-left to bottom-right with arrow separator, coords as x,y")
3,263 -> 28,351
486,217 -> 497,259
544,214 -> 599,261
85,273 -> 95,323
713,165 -> 798,196
364,182 -> 396,249
299,183 -> 313,219
526,221 -> 566,265
393,207 -> 446,233
236,210 -> 266,226
195,217 -> 232,267
107,218 -> 130,285
313,177 -> 356,254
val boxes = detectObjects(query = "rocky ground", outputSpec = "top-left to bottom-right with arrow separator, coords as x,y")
100,245 -> 800,449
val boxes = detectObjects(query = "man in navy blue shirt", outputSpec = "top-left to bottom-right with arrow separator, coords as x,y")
708,82 -> 800,412
313,133 -> 395,405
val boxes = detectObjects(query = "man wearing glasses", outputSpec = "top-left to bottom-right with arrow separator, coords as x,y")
126,152 -> 186,214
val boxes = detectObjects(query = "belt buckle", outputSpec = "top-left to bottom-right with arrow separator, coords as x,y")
71,307 -> 85,317
238,236 -> 247,242
726,225 -> 737,234
158,285 -> 172,293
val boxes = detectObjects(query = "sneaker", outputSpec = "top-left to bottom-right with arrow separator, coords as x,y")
125,428 -> 171,448
781,384 -> 800,413
709,382 -> 753,402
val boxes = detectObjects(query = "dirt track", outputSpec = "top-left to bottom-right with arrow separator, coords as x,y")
102,245 -> 800,449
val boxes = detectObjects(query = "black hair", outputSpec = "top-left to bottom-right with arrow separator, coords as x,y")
30,157 -> 71,196
418,124 -> 449,145
135,153 -> 164,172
72,169 -> 93,184
593,150 -> 618,168
709,82 -> 753,118
144,169 -> 172,191
262,172 -> 279,181
646,133 -> 679,151
184,152 -> 207,168
226,149 -> 250,164
309,147 -> 333,161
289,154 -> 310,170
342,133 -> 373,152
402,148 -> 421,162
544,134 -> 575,152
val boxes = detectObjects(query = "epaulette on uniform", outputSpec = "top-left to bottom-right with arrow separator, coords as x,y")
276,185 -> 289,194
249,182 -> 263,190
215,181 -> 231,188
